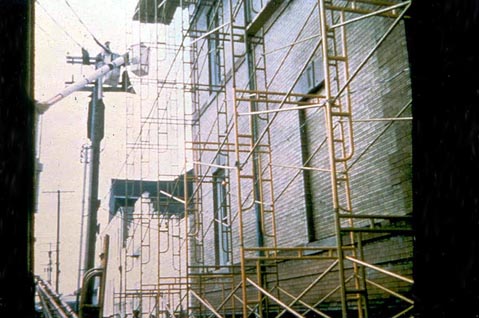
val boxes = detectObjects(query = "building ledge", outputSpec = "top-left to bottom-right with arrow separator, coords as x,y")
132,0 -> 191,25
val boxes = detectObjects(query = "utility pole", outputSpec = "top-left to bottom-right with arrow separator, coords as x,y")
65,45 -> 135,308
84,79 -> 103,278
47,243 -> 53,285
34,43 -> 142,318
43,189 -> 75,293
76,144 -> 90,308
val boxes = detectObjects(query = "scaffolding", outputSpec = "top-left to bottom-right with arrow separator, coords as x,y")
184,0 -> 413,317
103,1 -> 194,317
105,0 -> 414,318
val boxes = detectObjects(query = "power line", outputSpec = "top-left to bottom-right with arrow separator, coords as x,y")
35,22 -> 57,44
36,0 -> 83,49
63,0 -> 111,53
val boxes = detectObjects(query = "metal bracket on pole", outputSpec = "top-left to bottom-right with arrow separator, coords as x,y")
35,53 -> 129,114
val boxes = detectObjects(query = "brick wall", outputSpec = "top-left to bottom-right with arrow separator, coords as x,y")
190,0 -> 413,315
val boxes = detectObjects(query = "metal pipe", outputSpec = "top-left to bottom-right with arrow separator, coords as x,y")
36,276 -> 78,318
276,286 -> 332,318
365,279 -> 413,304
78,267 -> 103,318
188,21 -> 232,46
330,2 -> 410,29
391,305 -> 414,318
345,256 -> 413,284
347,100 -> 411,172
318,1 -> 348,316
338,10 -> 355,162
274,133 -> 329,202
238,102 -> 325,116
232,87 -> 249,318
350,117 -> 412,122
242,38 -> 323,168
190,290 -> 223,318
38,288 -> 55,318
311,275 -> 354,309
246,278 -> 304,318
271,163 -> 330,172
276,260 -> 339,318
159,190 -> 186,204
331,2 -> 411,105
206,282 -> 242,317
192,161 -> 236,170
37,288 -> 70,318
265,33 -> 320,55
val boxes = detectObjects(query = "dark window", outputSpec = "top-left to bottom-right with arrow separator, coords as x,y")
298,109 -> 316,242
213,169 -> 230,266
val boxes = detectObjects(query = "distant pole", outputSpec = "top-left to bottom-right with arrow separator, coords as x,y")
43,189 -> 74,294
47,243 -> 53,285
56,190 -> 60,293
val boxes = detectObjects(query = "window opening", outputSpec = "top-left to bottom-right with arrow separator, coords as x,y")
213,168 -> 230,266
207,5 -> 222,90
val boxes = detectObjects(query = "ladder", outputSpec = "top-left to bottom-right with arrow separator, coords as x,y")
319,0 -> 368,316
230,1 -> 280,317
319,0 -> 414,316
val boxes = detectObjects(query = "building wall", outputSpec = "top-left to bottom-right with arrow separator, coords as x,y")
189,0 -> 413,314
102,194 -> 187,318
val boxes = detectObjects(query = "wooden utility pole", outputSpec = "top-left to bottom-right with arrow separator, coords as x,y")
43,189 -> 74,293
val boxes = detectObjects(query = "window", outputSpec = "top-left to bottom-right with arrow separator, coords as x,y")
213,169 -> 230,266
295,58 -> 324,95
298,109 -> 316,242
207,5 -> 222,89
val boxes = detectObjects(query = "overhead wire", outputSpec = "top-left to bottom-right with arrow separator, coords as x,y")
35,23 -> 57,45
45,0 -> 133,210
62,0 -> 111,53
35,0 -> 81,183
35,0 -> 83,49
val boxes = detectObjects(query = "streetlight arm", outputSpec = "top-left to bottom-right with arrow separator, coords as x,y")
36,52 -> 129,114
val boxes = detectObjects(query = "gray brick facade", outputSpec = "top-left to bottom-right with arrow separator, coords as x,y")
188,0 -> 413,315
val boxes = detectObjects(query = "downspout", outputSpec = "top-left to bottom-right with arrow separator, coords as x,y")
78,268 -> 103,318
98,235 -> 110,318
79,187 -> 109,318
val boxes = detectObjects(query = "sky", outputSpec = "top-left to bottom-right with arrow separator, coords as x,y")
34,0 -> 147,296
